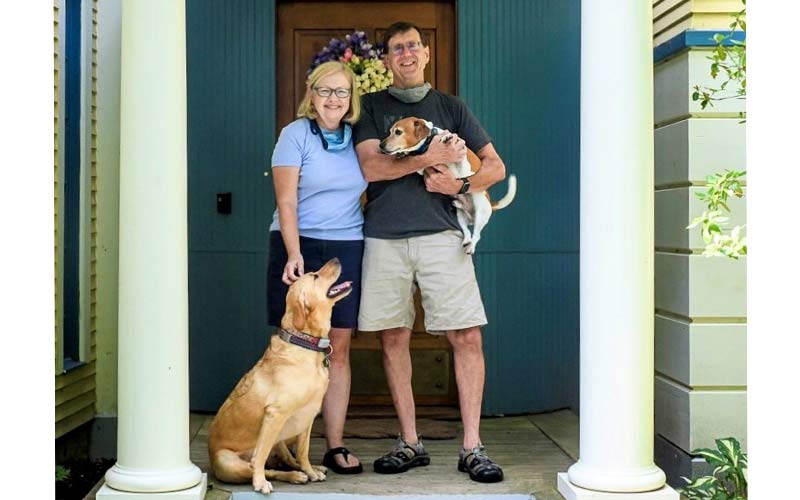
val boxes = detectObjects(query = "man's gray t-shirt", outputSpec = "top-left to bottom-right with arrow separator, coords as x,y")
353,89 -> 492,239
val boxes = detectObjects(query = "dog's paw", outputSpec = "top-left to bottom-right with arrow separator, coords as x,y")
287,471 -> 309,484
253,477 -> 273,494
306,468 -> 326,482
463,241 -> 476,254
313,465 -> 328,474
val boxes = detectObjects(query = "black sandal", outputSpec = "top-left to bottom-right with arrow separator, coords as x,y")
322,447 -> 364,475
373,437 -> 430,474
458,444 -> 504,483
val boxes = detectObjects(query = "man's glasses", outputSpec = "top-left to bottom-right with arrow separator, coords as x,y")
391,41 -> 423,56
313,87 -> 351,98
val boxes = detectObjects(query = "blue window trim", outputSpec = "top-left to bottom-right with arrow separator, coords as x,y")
63,0 -> 82,368
654,29 -> 746,64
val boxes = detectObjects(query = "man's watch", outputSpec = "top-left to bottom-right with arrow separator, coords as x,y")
457,177 -> 471,195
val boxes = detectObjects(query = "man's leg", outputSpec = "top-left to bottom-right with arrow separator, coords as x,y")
380,326 -> 418,443
322,327 -> 360,468
445,326 -> 485,450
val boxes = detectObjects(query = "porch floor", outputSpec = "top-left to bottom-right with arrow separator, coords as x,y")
84,409 -> 578,500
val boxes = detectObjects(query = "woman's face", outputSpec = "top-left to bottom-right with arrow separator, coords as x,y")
311,71 -> 351,130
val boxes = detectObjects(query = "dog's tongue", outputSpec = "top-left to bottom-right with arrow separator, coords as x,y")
327,281 -> 352,298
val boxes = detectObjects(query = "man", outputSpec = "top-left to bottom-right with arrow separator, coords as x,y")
353,21 -> 506,483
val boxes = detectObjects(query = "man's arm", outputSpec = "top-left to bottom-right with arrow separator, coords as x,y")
356,137 -> 468,182
423,142 -> 506,195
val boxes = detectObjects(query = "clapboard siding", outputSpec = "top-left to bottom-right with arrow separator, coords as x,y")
655,187 -> 746,251
655,253 -> 746,318
55,362 -> 97,438
655,50 -> 745,126
655,376 -> 747,451
655,314 -> 746,386
652,1 -> 747,473
54,0 -> 65,375
653,0 -> 743,46
87,1 -> 98,365
54,0 -> 100,439
655,118 -> 746,187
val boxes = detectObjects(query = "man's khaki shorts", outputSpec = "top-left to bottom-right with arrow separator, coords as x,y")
358,230 -> 488,334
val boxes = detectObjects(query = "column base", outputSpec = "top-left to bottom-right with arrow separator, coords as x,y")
558,473 -> 678,500
97,473 -> 206,500
567,461 -> 668,493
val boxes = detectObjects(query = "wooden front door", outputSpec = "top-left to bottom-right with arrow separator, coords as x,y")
277,1 -> 457,406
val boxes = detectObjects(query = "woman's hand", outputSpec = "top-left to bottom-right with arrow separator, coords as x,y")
282,253 -> 305,285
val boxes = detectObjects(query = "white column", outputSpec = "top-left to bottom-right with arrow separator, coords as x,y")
98,0 -> 205,498
558,0 -> 677,498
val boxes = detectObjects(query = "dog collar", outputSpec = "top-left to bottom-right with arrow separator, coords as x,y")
394,133 -> 437,159
276,327 -> 331,352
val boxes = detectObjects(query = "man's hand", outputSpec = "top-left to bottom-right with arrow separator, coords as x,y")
424,164 -> 462,195
425,132 -> 467,166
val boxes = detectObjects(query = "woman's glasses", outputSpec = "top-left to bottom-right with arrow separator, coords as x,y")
313,87 -> 351,98
391,41 -> 422,56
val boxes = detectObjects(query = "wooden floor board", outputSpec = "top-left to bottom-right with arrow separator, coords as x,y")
528,410 -> 579,461
191,414 -> 575,498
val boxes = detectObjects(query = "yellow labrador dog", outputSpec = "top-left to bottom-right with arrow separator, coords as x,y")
208,258 -> 352,493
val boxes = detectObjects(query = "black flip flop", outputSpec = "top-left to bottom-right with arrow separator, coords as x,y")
322,447 -> 364,475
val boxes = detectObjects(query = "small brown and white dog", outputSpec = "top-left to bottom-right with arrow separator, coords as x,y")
380,117 -> 517,254
208,258 -> 352,494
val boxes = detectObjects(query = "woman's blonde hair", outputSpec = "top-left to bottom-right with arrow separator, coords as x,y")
297,61 -> 361,124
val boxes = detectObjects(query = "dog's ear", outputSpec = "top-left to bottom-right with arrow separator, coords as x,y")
413,120 -> 427,139
289,290 -> 308,331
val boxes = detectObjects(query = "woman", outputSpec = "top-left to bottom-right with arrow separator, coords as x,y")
266,61 -> 366,474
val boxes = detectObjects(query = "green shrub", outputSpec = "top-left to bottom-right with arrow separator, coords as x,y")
688,0 -> 746,259
680,437 -> 747,500
56,464 -> 71,482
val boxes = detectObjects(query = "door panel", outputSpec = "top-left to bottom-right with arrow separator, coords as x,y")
277,1 -> 457,405
277,2 -> 455,130
186,0 -> 276,412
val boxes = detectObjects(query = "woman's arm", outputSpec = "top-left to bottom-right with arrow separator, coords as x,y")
272,166 -> 304,284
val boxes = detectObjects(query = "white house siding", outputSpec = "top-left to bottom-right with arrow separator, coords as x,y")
54,0 -> 100,439
652,0 -> 746,485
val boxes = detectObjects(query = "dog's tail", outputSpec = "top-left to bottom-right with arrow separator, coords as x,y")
491,174 -> 517,211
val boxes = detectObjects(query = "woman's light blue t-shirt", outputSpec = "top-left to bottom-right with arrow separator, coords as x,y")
270,119 -> 367,240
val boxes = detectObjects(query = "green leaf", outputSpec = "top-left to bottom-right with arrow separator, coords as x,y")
693,448 -> 727,465
713,464 -> 732,477
56,465 -> 71,482
717,437 -> 743,467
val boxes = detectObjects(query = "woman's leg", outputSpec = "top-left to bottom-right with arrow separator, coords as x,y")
322,327 -> 360,467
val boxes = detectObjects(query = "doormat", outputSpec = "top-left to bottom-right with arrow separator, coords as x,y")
311,418 -> 458,439
232,494 -> 533,500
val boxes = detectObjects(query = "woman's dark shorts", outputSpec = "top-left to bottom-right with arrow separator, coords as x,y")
267,231 -> 364,329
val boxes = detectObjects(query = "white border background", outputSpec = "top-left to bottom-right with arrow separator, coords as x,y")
1,1 -> 796,498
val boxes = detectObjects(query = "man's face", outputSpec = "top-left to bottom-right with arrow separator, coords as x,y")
384,28 -> 430,89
